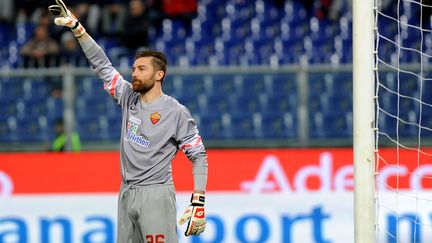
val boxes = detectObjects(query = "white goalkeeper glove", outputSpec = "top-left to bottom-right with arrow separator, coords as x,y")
178,192 -> 206,236
48,0 -> 86,38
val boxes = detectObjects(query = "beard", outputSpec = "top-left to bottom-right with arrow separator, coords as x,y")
132,77 -> 155,94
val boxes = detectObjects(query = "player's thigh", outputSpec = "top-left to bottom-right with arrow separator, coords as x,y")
138,185 -> 177,243
117,186 -> 142,243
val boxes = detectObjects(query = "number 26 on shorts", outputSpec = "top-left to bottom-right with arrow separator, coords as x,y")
145,234 -> 165,243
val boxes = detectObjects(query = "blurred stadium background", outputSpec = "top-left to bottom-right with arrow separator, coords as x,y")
0,0 -> 355,151
1,0 -> 430,242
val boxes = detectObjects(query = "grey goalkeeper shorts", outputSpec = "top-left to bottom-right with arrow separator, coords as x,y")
117,183 -> 178,243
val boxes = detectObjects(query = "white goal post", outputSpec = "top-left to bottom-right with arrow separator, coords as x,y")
355,0 -> 432,242
353,0 -> 376,243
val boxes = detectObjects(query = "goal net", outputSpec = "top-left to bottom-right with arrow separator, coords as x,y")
375,0 -> 432,242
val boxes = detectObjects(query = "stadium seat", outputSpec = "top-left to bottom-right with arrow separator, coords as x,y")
263,93 -> 298,114
309,74 -> 329,95
106,115 -> 122,140
379,113 -> 418,138
180,75 -> 209,95
14,116 -> 49,142
210,74 -> 240,94
270,74 -> 297,96
259,112 -> 297,139
22,97 -> 49,118
309,112 -> 325,138
309,112 -> 352,138
161,75 -> 177,97
230,94 -> 263,114
22,78 -> 49,98
0,117 -> 13,143
240,74 -> 267,95
204,94 -> 230,115
325,93 -> 353,115
76,115 -> 108,141
46,97 -> 64,121
177,94 -> 202,115
228,113 -> 257,139
0,97 -> 18,119
308,94 -> 325,116
331,73 -> 352,95
198,113 -> 228,139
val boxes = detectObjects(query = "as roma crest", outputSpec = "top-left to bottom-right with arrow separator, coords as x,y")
150,112 -> 161,125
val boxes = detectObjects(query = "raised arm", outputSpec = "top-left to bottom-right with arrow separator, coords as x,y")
48,0 -> 130,103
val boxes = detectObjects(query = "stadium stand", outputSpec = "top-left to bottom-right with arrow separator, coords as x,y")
0,0 -> 424,149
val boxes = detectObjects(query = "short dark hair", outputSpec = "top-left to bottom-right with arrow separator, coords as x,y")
135,49 -> 168,82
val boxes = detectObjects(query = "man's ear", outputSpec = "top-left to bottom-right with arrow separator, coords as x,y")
155,70 -> 165,82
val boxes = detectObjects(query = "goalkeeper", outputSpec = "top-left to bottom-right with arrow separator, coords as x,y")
48,0 -> 208,242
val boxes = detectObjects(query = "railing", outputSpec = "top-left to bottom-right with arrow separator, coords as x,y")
0,64 -> 354,151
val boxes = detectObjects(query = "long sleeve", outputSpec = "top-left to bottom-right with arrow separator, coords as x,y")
77,35 -> 131,106
176,107 -> 208,192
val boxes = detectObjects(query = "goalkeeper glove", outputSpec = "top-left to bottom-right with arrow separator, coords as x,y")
48,0 -> 86,38
178,192 -> 206,236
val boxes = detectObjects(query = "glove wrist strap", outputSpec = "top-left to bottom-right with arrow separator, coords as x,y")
191,192 -> 205,206
71,21 -> 80,30
71,22 -> 86,38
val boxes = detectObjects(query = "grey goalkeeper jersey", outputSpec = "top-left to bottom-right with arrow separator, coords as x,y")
78,37 -> 208,190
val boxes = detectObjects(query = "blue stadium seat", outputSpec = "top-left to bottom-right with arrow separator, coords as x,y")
308,94 -> 325,115
204,94 -> 230,115
163,39 -> 187,65
259,112 -> 297,139
309,74 -> 329,95
191,37 -> 216,58
324,93 -> 353,115
76,115 -> 108,141
211,74 -> 239,94
380,92 -> 420,122
263,93 -> 298,114
177,94 -> 202,115
76,96 -> 115,119
270,74 -> 297,96
223,39 -> 246,64
280,37 -> 304,63
240,74 -> 267,94
230,94 -> 263,114
14,116 -> 49,142
0,97 -> 17,119
0,117 -> 13,143
180,75 -> 208,95
162,76 -> 175,96
46,97 -> 64,120
0,78 -> 24,98
309,112 -> 352,138
22,78 -> 49,98
228,113 -> 257,139
331,73 -> 352,95
198,113 -> 227,139
0,25 -> 11,47
379,113 -> 418,138
284,1 -> 308,26
15,23 -> 35,46
76,77 -> 107,98
106,115 -> 122,140
399,73 -> 419,96
22,97 -> 48,118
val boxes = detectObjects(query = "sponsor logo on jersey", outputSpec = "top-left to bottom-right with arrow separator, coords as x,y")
126,133 -> 150,147
125,116 -> 150,147
150,112 -> 161,125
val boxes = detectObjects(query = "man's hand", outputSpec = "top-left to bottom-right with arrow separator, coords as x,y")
48,0 -> 86,38
178,192 -> 206,236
